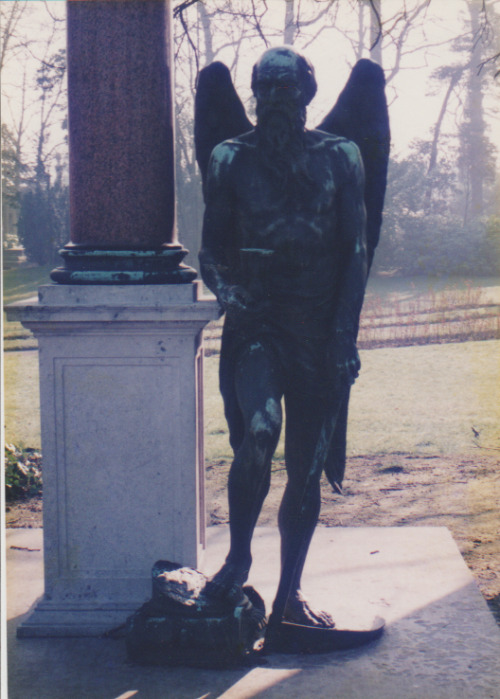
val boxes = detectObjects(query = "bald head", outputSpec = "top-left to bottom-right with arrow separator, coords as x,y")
251,46 -> 317,108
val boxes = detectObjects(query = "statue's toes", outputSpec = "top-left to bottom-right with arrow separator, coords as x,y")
205,577 -> 246,607
316,610 -> 335,628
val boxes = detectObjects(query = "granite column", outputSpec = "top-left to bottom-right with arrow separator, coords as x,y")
52,0 -> 195,283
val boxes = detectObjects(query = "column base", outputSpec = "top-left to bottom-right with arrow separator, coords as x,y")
50,245 -> 197,284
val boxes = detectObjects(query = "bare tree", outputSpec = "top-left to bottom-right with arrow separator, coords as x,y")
1,0 -> 29,72
2,1 -> 67,255
460,0 -> 493,220
2,1 -> 67,182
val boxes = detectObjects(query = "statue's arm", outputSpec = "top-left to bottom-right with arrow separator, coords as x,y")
199,144 -> 253,316
330,141 -> 368,384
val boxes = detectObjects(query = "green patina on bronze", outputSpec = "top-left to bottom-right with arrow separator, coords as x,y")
193,46 -> 390,656
51,248 -> 196,284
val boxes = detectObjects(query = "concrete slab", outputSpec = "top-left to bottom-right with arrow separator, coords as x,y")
6,526 -> 500,699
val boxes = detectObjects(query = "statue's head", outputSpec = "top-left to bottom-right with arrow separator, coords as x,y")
251,46 -> 317,109
251,47 -> 316,189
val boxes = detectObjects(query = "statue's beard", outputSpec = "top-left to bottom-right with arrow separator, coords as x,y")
256,102 -> 311,191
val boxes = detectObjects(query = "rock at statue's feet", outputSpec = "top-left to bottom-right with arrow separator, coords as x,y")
283,590 -> 335,628
126,560 -> 267,668
205,561 -> 251,604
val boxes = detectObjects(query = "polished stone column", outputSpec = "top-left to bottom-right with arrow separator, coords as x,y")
52,0 -> 195,283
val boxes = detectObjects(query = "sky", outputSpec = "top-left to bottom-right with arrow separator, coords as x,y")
206,0 -> 500,160
1,0 -> 499,172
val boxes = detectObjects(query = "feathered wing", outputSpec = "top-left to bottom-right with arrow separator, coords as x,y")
317,58 -> 390,269
194,62 -> 253,193
317,59 -> 390,493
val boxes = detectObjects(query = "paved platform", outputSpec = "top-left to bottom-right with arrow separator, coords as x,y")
6,526 -> 500,699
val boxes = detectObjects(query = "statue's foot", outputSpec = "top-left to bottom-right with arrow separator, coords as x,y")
283,590 -> 335,628
205,561 -> 250,604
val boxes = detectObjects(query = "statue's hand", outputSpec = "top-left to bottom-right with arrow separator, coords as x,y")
327,332 -> 360,386
219,285 -> 257,318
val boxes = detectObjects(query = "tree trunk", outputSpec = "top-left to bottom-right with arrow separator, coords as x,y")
357,2 -> 365,60
284,0 -> 295,45
464,0 -> 486,220
198,1 -> 214,65
0,1 -> 28,72
424,66 -> 463,207
369,0 -> 382,66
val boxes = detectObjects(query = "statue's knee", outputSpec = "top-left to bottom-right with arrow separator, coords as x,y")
248,398 -> 281,449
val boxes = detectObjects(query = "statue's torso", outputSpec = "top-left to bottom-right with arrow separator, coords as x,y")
230,130 -> 341,249
215,130 -> 356,336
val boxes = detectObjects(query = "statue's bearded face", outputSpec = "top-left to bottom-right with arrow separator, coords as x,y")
253,57 -> 309,187
254,60 -> 306,149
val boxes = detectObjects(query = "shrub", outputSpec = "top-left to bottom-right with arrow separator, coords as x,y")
17,183 -> 69,266
373,152 -> 499,277
5,444 -> 43,501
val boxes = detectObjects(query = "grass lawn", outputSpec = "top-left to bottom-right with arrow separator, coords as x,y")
3,265 -> 53,351
204,339 -> 500,462
3,270 -> 499,456
5,339 -> 499,454
3,351 -> 40,449
364,273 -> 500,303
3,264 -> 53,305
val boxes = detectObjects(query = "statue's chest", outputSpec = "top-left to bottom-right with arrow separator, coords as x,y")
242,160 -> 335,213
236,145 -> 339,217
235,161 -> 338,255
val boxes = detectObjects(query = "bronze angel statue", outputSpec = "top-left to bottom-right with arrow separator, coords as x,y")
195,46 -> 390,652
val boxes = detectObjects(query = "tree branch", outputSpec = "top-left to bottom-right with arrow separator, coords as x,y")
477,50 -> 500,77
250,0 -> 270,47
367,0 -> 382,51
173,0 -> 200,19
176,1 -> 199,77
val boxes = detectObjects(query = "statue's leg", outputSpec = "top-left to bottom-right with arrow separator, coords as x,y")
209,342 -> 283,597
277,389 -> 334,628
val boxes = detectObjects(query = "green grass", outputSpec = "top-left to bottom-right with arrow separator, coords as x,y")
349,339 -> 499,455
3,350 -> 40,448
3,264 -> 53,305
203,340 -> 500,462
3,265 -> 53,350
4,271 -> 499,456
3,265 -> 49,447
5,340 -> 499,456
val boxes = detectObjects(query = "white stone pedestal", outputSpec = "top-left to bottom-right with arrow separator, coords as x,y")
6,282 -> 219,636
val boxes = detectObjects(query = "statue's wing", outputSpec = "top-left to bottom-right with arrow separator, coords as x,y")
195,62 -> 253,191
318,60 -> 390,493
317,59 -> 390,267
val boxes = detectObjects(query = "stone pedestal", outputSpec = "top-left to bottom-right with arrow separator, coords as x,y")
6,283 -> 219,636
